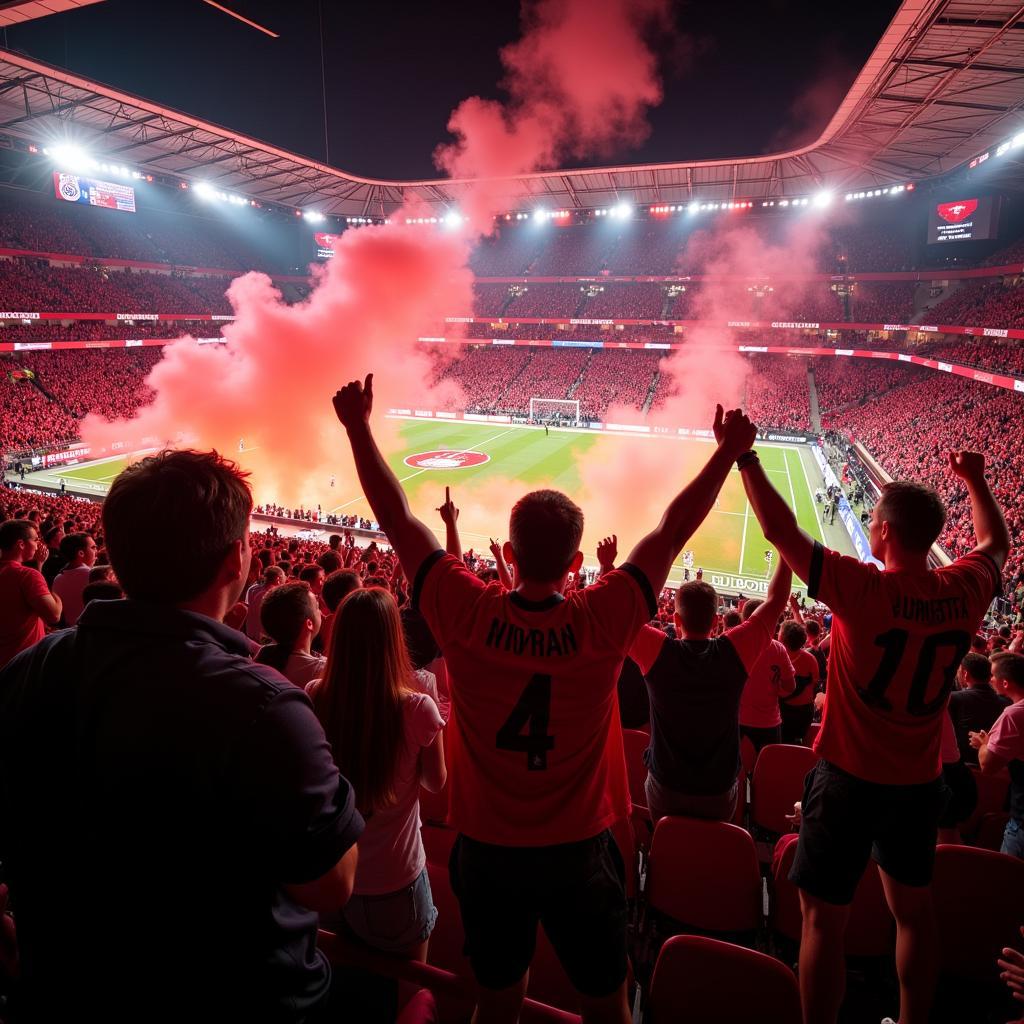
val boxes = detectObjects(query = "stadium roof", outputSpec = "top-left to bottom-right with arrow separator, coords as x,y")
1,0 -> 1024,216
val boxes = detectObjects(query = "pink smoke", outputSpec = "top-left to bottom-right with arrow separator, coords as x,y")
436,0 -> 671,227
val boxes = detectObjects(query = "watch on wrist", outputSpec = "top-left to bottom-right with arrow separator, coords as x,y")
736,450 -> 760,471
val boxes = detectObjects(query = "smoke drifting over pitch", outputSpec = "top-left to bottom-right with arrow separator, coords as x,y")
82,0 -> 830,562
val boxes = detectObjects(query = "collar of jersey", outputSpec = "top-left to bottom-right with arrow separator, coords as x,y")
509,591 -> 566,612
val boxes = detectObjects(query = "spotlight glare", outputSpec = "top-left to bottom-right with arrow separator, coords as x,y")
195,181 -> 216,200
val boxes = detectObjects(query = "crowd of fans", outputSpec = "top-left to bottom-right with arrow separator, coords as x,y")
926,278 -> 1024,329
743,356 -> 811,430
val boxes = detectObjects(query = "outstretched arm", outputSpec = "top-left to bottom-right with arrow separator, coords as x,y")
739,459 -> 816,583
334,375 -> 440,581
746,558 -> 793,633
949,451 -> 1010,570
489,538 -> 514,589
597,535 -> 618,578
437,487 -> 461,561
626,406 -> 756,594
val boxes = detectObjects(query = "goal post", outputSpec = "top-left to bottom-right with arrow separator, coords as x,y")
529,397 -> 581,426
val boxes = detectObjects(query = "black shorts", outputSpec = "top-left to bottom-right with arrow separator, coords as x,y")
790,759 -> 949,906
937,761 -> 977,828
448,829 -> 628,996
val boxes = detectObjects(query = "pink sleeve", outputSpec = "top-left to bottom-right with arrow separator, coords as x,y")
724,616 -> 771,673
407,692 -> 445,749
940,709 -> 960,764
629,624 -> 667,676
987,704 -> 1024,762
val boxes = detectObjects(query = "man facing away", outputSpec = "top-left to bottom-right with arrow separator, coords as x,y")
0,519 -> 61,671
740,450 -> 1008,1024
738,596 -> 797,753
631,565 -> 791,822
0,450 -> 363,1022
334,373 -> 758,1024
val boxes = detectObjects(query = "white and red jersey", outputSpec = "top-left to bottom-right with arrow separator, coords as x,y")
414,551 -> 656,846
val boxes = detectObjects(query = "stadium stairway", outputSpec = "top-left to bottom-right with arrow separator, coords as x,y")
807,365 -> 822,433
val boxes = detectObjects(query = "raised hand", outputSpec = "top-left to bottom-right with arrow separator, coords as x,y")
437,486 -> 459,525
332,373 -> 374,429
489,537 -> 502,560
713,404 -> 757,459
597,534 -> 618,569
948,450 -> 986,483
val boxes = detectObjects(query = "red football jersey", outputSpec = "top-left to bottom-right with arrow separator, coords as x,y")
809,543 -> 999,784
414,551 -> 656,846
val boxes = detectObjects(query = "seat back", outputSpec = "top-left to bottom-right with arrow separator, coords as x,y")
933,844 -> 1024,983
804,721 -> 821,748
646,816 -> 761,933
750,744 -> 818,835
961,767 -> 1009,839
649,934 -> 801,1023
771,833 -> 895,957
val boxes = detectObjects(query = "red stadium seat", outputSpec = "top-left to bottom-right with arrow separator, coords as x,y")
803,721 -> 821,747
750,744 -> 819,836
645,816 -> 761,934
974,812 -> 1010,852
648,935 -> 801,1023
961,767 -> 1009,841
740,735 -> 757,778
933,844 -> 1024,984
771,833 -> 894,957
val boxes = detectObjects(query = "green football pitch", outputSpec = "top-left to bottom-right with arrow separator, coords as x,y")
38,418 -> 842,597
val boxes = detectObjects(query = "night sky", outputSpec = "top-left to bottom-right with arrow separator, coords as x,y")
3,0 -> 900,180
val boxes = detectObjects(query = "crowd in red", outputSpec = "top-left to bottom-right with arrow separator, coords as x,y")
925,279 -> 1024,329
743,356 -> 811,430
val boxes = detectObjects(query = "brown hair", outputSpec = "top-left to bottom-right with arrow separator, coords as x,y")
255,582 -> 316,674
103,450 -> 251,603
509,489 -> 583,583
876,481 -> 946,553
674,581 -> 718,634
780,620 -> 807,651
312,588 -> 413,814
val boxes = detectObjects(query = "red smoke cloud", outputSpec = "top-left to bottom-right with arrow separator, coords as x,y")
437,0 -> 671,227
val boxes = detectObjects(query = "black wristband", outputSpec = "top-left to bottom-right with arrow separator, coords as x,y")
736,450 -> 759,471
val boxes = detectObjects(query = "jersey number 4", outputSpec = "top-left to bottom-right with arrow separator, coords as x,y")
496,673 -> 554,770
858,629 -> 971,716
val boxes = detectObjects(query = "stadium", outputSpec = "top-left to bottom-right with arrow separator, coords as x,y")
1,0 -> 1024,1022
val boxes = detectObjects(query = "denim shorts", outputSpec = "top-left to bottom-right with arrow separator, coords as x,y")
1003,818 -> 1024,860
335,868 -> 437,954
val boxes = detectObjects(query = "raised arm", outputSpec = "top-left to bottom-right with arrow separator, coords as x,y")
334,375 -> 440,581
746,558 -> 793,633
739,458 -> 816,583
597,535 -> 618,579
949,451 -> 1010,570
626,406 -> 756,593
489,538 -> 514,589
437,487 -> 462,561
787,592 -> 804,624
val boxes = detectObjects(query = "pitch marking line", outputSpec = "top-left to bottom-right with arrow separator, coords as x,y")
328,427 -> 520,515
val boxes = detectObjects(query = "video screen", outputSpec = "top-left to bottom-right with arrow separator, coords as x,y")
927,195 -> 998,243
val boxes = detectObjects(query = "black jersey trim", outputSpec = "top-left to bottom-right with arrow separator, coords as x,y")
620,562 -> 658,619
411,549 -> 447,611
807,541 -> 825,601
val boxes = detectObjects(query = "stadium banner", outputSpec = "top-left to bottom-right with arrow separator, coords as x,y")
761,430 -> 816,443
53,172 -> 136,213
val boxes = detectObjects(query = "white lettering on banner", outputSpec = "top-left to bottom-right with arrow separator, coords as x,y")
111,441 -> 125,450
771,321 -> 820,329
116,313 -> 159,321
14,342 -> 51,350
418,336 -> 446,342
728,321 -> 753,327
445,316 -> 474,323
197,338 -> 224,345
974,371 -> 994,383
983,328 -> 1009,338
883,324 -> 908,331
709,572 -> 769,596
435,411 -> 457,419
486,415 -> 512,423
569,318 -> 614,325
492,338 -> 515,345
918,325 -> 937,332
898,354 -> 912,362
938,362 -> 953,372
125,340 -> 143,347
210,315 -> 235,321
644,342 -> 671,349
1015,380 -> 1024,393
652,425 -> 673,435
835,349 -> 853,356
0,312 -> 39,319
414,410 -> 433,417
739,345 -> 768,352
606,423 -> 651,433
464,413 -> 488,422
389,408 -> 412,416
766,433 -> 807,443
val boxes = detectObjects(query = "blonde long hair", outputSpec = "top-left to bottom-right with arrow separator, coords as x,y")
313,587 -> 413,814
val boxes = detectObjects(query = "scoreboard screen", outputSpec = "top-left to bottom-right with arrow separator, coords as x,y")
927,195 -> 998,244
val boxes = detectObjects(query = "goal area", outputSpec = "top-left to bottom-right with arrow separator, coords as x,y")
529,397 -> 581,426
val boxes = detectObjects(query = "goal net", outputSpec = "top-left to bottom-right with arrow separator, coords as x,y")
529,397 -> 581,426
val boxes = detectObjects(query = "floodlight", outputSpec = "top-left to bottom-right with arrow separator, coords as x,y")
302,210 -> 325,223
444,210 -> 463,227
195,182 -> 217,200
533,208 -> 548,222
48,144 -> 91,170
613,202 -> 632,219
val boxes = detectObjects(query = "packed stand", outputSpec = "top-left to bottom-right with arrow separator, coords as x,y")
495,346 -> 590,415
432,344 -> 533,412
926,279 -> 1024,329
849,282 -> 916,323
503,283 -> 585,318
813,359 -> 925,414
572,348 -> 660,418
584,283 -> 667,319
743,356 -> 811,430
